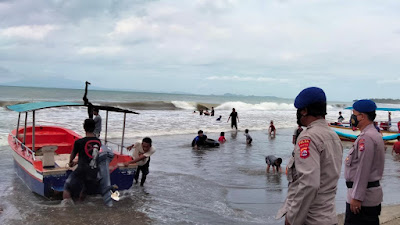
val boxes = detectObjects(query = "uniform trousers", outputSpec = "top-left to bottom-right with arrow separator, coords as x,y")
344,203 -> 381,225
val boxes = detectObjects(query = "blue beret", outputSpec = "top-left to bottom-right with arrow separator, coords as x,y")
294,87 -> 326,109
353,99 -> 376,113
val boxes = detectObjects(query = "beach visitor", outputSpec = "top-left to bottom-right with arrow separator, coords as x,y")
244,129 -> 252,144
211,107 -> 215,116
227,108 -> 239,130
204,109 -> 210,116
192,130 -> 208,148
269,120 -> 276,136
216,115 -> 222,121
292,125 -> 303,145
124,137 -> 155,186
388,112 -> 392,127
63,119 -> 101,202
276,87 -> 343,225
338,111 -> 345,123
82,81 -> 94,119
265,155 -> 282,173
398,121 -> 400,132
93,107 -> 102,138
344,99 -> 384,225
218,132 -> 226,143
374,121 -> 383,136
392,136 -> 400,155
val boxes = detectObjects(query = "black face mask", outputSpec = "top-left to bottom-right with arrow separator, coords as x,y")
296,109 -> 304,127
351,114 -> 359,127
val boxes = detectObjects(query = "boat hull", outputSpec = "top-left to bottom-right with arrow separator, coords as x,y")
329,124 -> 399,145
8,126 -> 136,199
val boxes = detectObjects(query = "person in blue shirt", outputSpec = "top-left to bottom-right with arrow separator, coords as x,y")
192,130 -> 208,148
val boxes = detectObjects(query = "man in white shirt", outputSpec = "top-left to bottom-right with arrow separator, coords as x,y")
125,137 -> 155,186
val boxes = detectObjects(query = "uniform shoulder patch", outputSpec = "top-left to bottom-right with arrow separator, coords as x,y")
298,139 -> 311,159
358,139 -> 365,152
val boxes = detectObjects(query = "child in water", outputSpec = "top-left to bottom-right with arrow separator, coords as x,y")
244,129 -> 252,144
218,132 -> 226,143
269,120 -> 276,136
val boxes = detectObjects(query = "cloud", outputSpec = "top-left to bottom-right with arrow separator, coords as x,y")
0,24 -> 58,40
206,75 -> 290,83
377,78 -> 400,84
77,46 -> 123,55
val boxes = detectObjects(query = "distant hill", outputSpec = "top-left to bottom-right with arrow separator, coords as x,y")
353,98 -> 400,104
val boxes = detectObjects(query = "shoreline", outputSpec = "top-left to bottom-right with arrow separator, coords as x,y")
337,204 -> 400,225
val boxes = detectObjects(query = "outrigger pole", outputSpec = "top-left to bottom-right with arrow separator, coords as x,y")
82,81 -> 139,152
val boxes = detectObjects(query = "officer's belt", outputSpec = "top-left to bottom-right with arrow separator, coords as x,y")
346,181 -> 380,189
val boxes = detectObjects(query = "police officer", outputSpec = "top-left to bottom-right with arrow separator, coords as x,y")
344,99 -> 384,225
276,87 -> 343,225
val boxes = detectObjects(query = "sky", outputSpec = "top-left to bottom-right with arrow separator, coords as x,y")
0,0 -> 400,101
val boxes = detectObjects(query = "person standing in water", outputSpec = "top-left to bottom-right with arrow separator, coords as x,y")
227,108 -> 239,130
93,107 -> 102,138
269,120 -> 276,136
125,137 -> 156,186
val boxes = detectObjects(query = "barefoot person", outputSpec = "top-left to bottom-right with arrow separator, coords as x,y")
63,119 -> 101,202
265,155 -> 282,173
125,137 -> 155,186
227,108 -> 239,130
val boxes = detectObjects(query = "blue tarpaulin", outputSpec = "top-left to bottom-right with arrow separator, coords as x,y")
7,102 -> 82,112
345,107 -> 400,111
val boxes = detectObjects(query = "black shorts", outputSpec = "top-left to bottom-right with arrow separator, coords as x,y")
137,157 -> 150,175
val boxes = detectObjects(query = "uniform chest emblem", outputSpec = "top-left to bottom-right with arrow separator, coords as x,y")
358,139 -> 365,152
298,139 -> 311,159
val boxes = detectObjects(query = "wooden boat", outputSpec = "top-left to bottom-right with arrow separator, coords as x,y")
7,101 -> 139,199
329,106 -> 400,145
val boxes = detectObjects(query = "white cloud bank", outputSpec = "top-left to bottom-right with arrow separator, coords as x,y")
1,25 -> 58,40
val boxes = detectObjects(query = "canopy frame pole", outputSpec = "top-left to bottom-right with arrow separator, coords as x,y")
120,112 -> 126,154
105,111 -> 109,144
15,113 -> 21,143
32,110 -> 35,152
23,112 -> 28,148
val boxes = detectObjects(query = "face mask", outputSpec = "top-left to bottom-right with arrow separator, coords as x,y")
296,109 -> 304,126
351,114 -> 359,127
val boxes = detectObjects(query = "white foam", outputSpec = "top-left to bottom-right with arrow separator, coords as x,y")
216,101 -> 295,111
171,101 -> 196,110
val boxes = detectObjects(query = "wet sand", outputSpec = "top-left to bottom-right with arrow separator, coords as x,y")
1,128 -> 400,224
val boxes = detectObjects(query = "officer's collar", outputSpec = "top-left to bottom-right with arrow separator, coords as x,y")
307,118 -> 326,128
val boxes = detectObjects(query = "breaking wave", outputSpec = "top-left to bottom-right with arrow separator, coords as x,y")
1,100 -> 342,112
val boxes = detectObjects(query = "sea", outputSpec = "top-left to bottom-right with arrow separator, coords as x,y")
0,85 -> 400,225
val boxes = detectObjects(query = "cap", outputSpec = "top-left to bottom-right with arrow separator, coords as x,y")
294,87 -> 326,109
353,99 -> 377,113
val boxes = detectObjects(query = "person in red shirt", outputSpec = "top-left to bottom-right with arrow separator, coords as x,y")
392,136 -> 400,155
218,132 -> 226,143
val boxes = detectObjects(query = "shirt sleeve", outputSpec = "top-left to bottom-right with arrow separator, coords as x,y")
351,136 -> 375,201
286,137 -> 320,225
143,147 -> 156,157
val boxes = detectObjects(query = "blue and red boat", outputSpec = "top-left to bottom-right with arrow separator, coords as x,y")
7,100 -> 139,199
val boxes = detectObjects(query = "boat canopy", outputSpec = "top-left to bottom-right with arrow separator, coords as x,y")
7,101 -> 139,114
344,107 -> 400,111
7,102 -> 83,112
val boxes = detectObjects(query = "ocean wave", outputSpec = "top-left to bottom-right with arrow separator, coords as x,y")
0,100 -> 30,107
216,101 -> 295,111
0,99 -> 346,112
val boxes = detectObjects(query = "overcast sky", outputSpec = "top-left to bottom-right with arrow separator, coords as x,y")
1,0 -> 400,101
